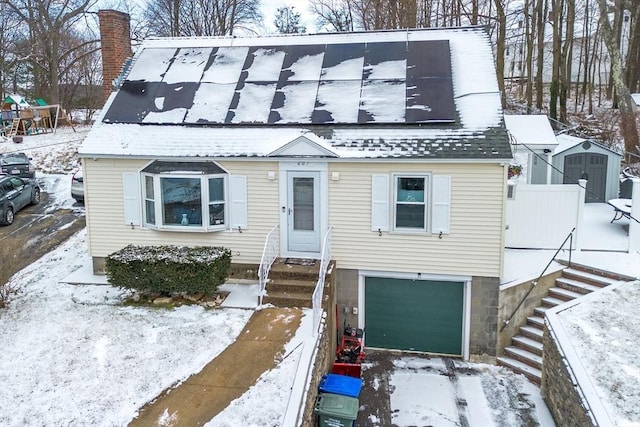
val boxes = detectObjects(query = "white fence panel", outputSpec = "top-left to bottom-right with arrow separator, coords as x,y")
505,184 -> 584,249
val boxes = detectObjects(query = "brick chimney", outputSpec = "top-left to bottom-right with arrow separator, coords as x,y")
98,9 -> 132,103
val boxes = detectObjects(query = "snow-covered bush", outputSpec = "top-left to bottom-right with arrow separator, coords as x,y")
105,245 -> 231,295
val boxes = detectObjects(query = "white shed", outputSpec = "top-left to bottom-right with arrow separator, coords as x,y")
552,134 -> 622,202
504,114 -> 558,184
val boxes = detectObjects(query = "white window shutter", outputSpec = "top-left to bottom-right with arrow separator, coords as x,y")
431,175 -> 451,234
122,173 -> 141,226
229,175 -> 247,230
371,174 -> 390,232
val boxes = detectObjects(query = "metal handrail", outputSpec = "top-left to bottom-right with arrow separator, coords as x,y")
500,227 -> 575,332
312,227 -> 332,336
258,225 -> 279,306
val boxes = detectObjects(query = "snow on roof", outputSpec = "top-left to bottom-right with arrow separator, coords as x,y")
4,94 -> 30,107
504,115 -> 557,150
81,27 -> 509,160
554,134 -> 622,157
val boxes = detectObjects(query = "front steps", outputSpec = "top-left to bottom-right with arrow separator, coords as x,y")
262,258 -> 334,308
498,265 -> 627,385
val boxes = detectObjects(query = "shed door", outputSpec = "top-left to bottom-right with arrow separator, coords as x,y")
563,153 -> 607,202
364,277 -> 464,355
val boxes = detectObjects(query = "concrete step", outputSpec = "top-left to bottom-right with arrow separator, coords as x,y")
548,287 -> 583,302
519,325 -> 543,341
555,277 -> 602,294
267,278 -> 317,294
262,291 -> 312,308
534,306 -> 549,317
497,356 -> 542,385
527,315 -> 545,328
563,266 -> 629,286
504,345 -> 543,370
541,296 -> 565,308
512,335 -> 544,357
269,258 -> 320,281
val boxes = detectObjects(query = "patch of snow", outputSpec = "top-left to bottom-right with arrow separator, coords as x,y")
275,81 -> 318,123
201,47 -> 249,84
286,53 -> 325,81
0,229 -> 253,426
245,48 -> 286,82
315,80 -> 361,123
360,80 -> 406,122
187,83 -> 237,123
232,83 -> 278,123
320,57 -> 365,80
163,48 -> 212,84
126,48 -> 175,82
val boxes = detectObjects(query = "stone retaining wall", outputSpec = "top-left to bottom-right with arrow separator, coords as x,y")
541,324 -> 595,427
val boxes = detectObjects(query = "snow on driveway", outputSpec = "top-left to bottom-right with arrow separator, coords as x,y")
360,354 -> 555,427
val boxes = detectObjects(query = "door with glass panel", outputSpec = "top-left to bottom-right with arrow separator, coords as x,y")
287,171 -> 320,253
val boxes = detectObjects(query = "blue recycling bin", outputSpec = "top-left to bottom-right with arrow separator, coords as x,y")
318,373 -> 362,398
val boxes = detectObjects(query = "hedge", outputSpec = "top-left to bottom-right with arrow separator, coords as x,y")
105,245 -> 231,295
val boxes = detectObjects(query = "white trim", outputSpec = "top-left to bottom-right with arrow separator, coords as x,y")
357,269 -> 472,359
267,135 -> 339,158
278,161 -> 328,258
431,174 -> 451,234
123,172 -> 141,226
229,174 -> 247,230
79,153 -> 512,164
463,280 -> 471,361
371,174 -> 390,232
141,172 -> 229,232
391,173 -> 431,233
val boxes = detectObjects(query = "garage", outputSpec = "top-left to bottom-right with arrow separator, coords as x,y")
364,277 -> 465,355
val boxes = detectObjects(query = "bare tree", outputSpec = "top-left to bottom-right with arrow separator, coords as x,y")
597,0 -> 640,159
143,0 -> 261,37
0,0 -> 98,104
310,0 -> 354,31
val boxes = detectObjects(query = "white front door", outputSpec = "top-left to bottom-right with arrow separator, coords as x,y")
287,171 -> 321,253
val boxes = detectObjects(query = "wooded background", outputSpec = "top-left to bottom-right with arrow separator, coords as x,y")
0,0 -> 637,159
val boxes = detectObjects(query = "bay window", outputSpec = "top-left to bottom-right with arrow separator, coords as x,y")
141,161 -> 227,231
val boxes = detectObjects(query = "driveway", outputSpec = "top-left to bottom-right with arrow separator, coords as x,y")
0,176 -> 85,284
356,351 -> 555,427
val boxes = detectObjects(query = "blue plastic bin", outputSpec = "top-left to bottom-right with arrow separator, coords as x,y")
318,373 -> 362,398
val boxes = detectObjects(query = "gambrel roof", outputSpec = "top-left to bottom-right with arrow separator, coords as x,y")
81,27 -> 511,161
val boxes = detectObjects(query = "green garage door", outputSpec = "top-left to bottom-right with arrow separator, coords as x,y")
365,277 -> 464,355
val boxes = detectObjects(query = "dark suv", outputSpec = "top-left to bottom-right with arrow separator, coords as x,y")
0,175 -> 41,225
0,153 -> 36,179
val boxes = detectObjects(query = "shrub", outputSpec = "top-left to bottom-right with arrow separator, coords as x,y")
105,245 -> 231,295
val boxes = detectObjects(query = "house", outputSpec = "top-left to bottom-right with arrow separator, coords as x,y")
80,21 -> 512,360
552,134 -> 622,202
504,114 -> 558,184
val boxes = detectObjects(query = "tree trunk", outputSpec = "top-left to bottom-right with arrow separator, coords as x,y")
525,0 -> 534,110
597,0 -> 640,159
559,0 -> 575,123
535,0 -> 547,110
494,0 -> 507,109
550,0 -> 563,121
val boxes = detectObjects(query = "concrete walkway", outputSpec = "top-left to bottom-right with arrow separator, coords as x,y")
129,307 -> 302,427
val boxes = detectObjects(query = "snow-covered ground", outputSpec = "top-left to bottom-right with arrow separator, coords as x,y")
1,125 -> 638,426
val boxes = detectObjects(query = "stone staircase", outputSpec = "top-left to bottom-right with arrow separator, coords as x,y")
497,264 -> 627,385
262,258 -> 332,308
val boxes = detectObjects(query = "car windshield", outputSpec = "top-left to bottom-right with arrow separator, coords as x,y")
1,156 -> 28,165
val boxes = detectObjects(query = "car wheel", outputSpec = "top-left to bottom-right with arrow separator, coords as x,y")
31,187 -> 41,205
3,207 -> 14,225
